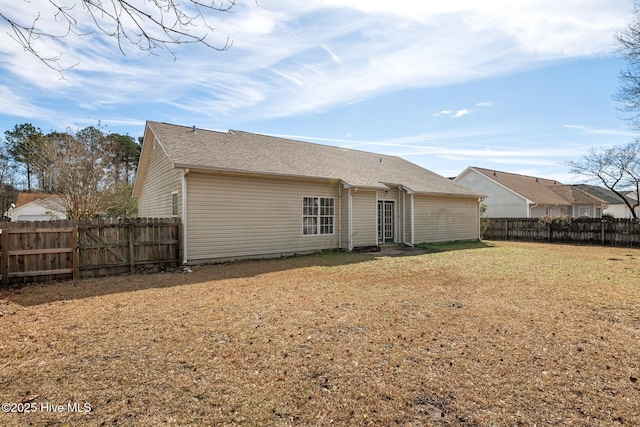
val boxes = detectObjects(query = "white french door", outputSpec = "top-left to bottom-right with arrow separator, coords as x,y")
377,201 -> 394,243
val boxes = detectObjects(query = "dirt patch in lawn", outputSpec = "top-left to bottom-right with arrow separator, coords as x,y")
1,241 -> 639,426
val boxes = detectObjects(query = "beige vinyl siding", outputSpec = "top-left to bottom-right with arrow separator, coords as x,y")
186,172 -> 340,262
403,191 -> 413,244
350,190 -> 377,247
137,142 -> 182,218
340,187 -> 349,249
414,195 -> 479,243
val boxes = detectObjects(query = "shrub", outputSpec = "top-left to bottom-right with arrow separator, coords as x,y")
539,214 -> 573,227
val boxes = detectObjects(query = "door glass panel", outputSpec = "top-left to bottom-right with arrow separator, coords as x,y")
377,201 -> 383,241
384,202 -> 393,240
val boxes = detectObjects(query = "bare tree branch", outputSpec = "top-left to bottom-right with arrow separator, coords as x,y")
0,0 -> 236,72
615,2 -> 640,130
568,142 -> 640,219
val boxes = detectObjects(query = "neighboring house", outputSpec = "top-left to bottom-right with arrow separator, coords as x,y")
574,184 -> 640,218
133,121 -> 483,264
454,167 -> 606,218
6,193 -> 67,221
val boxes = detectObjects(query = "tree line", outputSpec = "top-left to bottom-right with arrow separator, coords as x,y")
1,123 -> 140,219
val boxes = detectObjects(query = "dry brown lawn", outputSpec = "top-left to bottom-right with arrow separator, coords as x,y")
1,240 -> 639,426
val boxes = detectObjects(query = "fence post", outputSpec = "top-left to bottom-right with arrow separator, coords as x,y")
72,224 -> 79,280
1,226 -> 8,287
176,218 -> 183,266
128,220 -> 135,273
601,221 -> 605,245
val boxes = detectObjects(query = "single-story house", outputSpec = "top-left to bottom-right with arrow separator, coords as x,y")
6,193 -> 66,221
574,184 -> 640,218
454,167 -> 606,218
133,121 -> 484,264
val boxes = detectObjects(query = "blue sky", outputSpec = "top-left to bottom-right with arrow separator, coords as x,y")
0,0 -> 637,183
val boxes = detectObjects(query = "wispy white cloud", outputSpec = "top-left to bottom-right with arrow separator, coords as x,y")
452,109 -> 471,118
0,0 -> 633,129
432,109 -> 472,118
0,85 -> 54,118
563,124 -> 635,137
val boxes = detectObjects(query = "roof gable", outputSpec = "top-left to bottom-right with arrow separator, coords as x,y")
136,121 -> 481,197
471,167 -> 570,206
15,192 -> 51,207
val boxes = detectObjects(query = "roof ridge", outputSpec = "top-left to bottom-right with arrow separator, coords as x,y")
472,166 -> 562,183
228,129 -> 405,160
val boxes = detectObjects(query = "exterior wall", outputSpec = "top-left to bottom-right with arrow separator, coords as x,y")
137,140 -> 183,218
9,200 -> 66,221
413,195 -> 479,243
531,205 -> 570,218
606,204 -> 637,218
339,187 -> 349,249
572,205 -> 602,218
186,172 -> 341,262
456,170 -> 528,217
404,193 -> 413,244
349,190 -> 377,248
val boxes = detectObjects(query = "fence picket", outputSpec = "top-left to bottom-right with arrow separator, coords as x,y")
483,217 -> 640,246
0,218 -> 181,286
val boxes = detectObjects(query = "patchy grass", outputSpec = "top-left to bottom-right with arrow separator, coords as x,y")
416,240 -> 492,252
1,241 -> 639,426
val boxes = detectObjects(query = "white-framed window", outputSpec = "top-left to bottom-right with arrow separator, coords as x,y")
171,192 -> 179,217
579,206 -> 589,217
303,197 -> 334,235
545,206 -> 550,215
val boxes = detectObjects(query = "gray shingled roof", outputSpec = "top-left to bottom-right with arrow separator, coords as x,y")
146,121 -> 480,197
548,185 -> 606,205
574,184 -> 635,205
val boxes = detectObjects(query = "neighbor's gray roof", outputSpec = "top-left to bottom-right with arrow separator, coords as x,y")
574,184 -> 634,205
144,121 -> 480,197
548,185 -> 606,205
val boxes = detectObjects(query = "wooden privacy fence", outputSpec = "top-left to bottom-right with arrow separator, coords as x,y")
0,217 -> 181,286
483,217 -> 640,246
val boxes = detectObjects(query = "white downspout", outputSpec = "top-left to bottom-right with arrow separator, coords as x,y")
400,185 -> 415,246
338,184 -> 342,249
348,188 -> 357,250
410,193 -> 415,246
182,168 -> 189,264
478,198 -> 483,240
402,190 -> 406,245
528,203 -> 537,218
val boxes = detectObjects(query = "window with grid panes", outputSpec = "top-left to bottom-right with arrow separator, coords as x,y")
171,192 -> 179,217
303,197 -> 334,235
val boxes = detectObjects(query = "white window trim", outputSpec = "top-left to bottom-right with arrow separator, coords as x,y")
302,196 -> 335,236
171,191 -> 179,217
